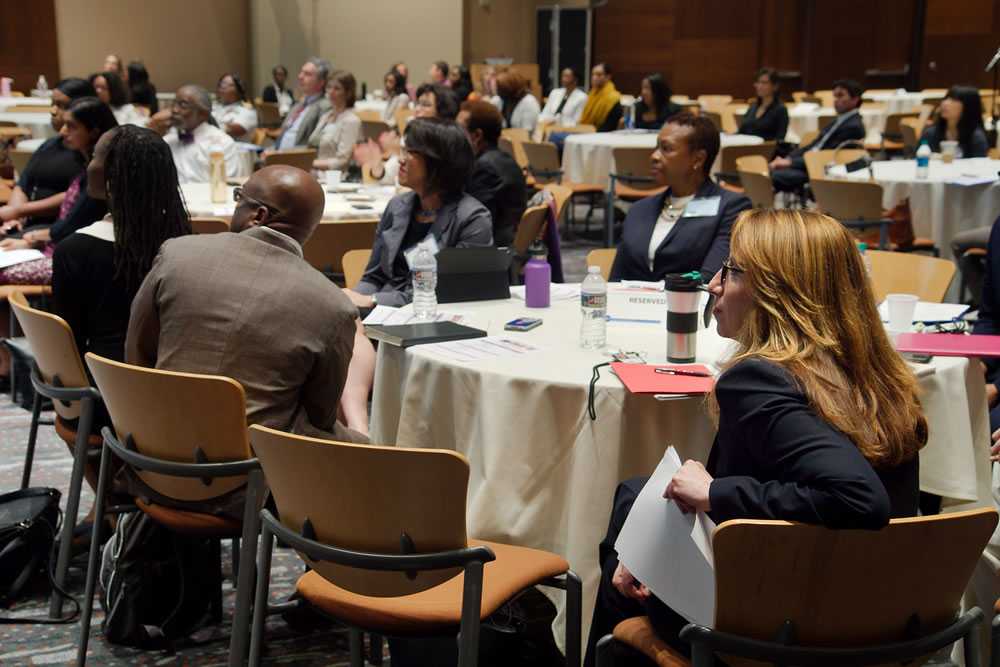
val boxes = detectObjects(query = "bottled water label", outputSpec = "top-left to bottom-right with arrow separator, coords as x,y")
581,293 -> 607,309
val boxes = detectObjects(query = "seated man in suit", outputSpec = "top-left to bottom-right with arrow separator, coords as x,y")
457,100 -> 527,247
769,78 -> 867,193
127,165 -> 372,446
609,112 -> 752,283
274,57 -> 333,150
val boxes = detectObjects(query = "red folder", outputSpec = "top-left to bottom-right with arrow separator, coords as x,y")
610,363 -> 715,394
894,333 -> 1000,358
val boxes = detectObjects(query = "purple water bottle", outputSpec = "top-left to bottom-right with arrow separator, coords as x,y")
524,240 -> 551,308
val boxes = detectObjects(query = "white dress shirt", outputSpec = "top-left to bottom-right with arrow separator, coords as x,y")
539,87 -> 588,126
212,102 -> 258,142
308,108 -> 362,170
647,194 -> 695,269
111,104 -> 147,127
164,122 -> 244,184
508,94 -> 541,132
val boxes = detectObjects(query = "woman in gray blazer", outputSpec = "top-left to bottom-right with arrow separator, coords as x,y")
344,118 -> 493,308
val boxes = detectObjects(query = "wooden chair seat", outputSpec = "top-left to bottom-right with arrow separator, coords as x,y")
612,616 -> 689,667
614,183 -> 666,200
0,285 -> 51,300
54,416 -> 103,449
569,182 -> 605,195
135,497 -> 243,537
295,538 -> 568,636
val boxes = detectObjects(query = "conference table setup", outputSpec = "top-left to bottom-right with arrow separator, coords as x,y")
180,180 -> 393,222
368,289 -> 993,644
729,101 -> 887,144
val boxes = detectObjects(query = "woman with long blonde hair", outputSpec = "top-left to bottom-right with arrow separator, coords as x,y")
585,209 -> 927,666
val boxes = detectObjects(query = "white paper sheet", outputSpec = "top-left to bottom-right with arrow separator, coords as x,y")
418,336 -> 539,363
362,305 -> 472,327
0,249 -> 45,269
946,175 -> 998,187
509,284 -> 580,301
614,447 -> 716,626
878,300 -> 969,324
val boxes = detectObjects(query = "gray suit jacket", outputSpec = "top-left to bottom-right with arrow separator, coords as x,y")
279,95 -> 332,148
126,225 -> 363,443
356,191 -> 493,306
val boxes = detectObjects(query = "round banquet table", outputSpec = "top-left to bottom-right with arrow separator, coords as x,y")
0,96 -> 51,110
0,111 -> 56,140
180,181 -> 394,221
369,290 -> 991,650
828,158 -> 1000,260
863,91 -> 929,115
561,131 -> 763,187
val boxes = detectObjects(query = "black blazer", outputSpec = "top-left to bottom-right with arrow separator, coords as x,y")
466,147 -> 527,247
609,180 -> 751,283
708,359 -> 919,527
633,100 -> 683,131
738,99 -> 789,141
789,110 -> 867,171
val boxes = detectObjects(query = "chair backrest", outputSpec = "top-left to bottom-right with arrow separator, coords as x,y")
719,141 -> 776,175
811,178 -> 884,221
521,141 -> 561,181
701,110 -> 722,133
586,248 -> 617,281
817,114 -> 836,131
501,127 -> 530,145
883,112 -> 918,138
611,146 -> 656,189
900,118 -> 922,154
190,217 -> 229,234
813,89 -> 834,107
302,220 -> 378,274
6,105 -> 49,113
84,353 -> 251,501
543,183 -> 573,226
254,101 -> 281,128
542,123 -> 595,141
735,156 -> 775,208
798,129 -> 819,147
394,107 -> 412,135
803,148 -> 868,180
9,291 -> 89,421
263,149 -> 317,172
249,423 -> 471,597
355,109 -> 382,123
867,249 -> 956,303
697,95 -> 732,111
512,204 -> 549,256
501,128 -> 530,170
342,248 -> 372,288
361,119 -> 391,143
9,149 -> 33,177
713,509 -> 997,648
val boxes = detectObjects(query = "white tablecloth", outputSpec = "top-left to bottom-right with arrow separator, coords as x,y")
0,111 -> 55,139
864,91 -> 930,115
561,131 -> 763,187
0,96 -> 51,110
355,99 -> 389,116
369,290 -> 991,649
830,158 -> 1000,259
180,181 -> 393,221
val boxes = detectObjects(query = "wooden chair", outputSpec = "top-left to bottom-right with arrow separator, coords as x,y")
501,128 -> 531,172
802,148 -> 869,181
250,127 -> 271,147
303,220 -> 378,275
541,123 -> 596,141
246,424 -> 583,667
395,107 -> 413,135
596,509 -> 997,667
355,109 -> 382,123
342,248 -> 371,289
190,217 -> 230,234
900,117 -> 923,156
813,89 -> 834,107
263,148 -> 316,172
798,129 -> 819,147
606,146 -> 665,247
700,110 -> 722,133
543,182 -> 573,228
254,100 -> 281,128
734,155 -> 775,208
716,141 -> 776,186
361,119 -> 392,143
8,291 -> 102,620
696,95 -> 732,111
810,178 -> 894,249
9,148 -> 33,177
520,141 -> 604,228
512,204 -> 550,260
78,354 -> 266,667
875,112 -> 918,153
586,248 -> 617,281
501,127 -> 531,145
867,249 -> 956,303
6,105 -> 49,113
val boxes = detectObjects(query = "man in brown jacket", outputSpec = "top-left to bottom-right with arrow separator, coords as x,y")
126,165 -> 370,445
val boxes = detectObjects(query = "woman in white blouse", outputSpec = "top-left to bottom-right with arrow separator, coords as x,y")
496,70 -> 540,133
90,71 -> 147,127
309,70 -> 362,171
212,73 -> 257,142
382,69 -> 410,126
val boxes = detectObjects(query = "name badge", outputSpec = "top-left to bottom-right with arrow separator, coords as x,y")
681,196 -> 721,218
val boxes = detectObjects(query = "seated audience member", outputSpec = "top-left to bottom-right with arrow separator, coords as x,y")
974,215 -> 1000,431
470,65 -> 502,110
308,70 -> 362,171
585,208 -> 926,666
609,113 -> 751,283
127,164 -> 371,449
103,53 -> 126,81
497,70 -> 541,133
275,58 -> 332,150
458,100 -> 527,246
769,78 -> 866,192
633,72 -> 682,130
152,85 -> 242,183
580,63 -> 623,132
382,68 -> 410,124
212,72 -> 257,142
0,78 -> 96,235
345,118 -> 492,308
393,61 -> 417,100
449,65 -> 474,102
539,67 -> 588,127
738,66 -> 789,141
414,82 -> 459,121
261,64 -> 294,115
428,60 -> 449,86
127,61 -> 158,114
919,85 -> 988,158
90,71 -> 146,126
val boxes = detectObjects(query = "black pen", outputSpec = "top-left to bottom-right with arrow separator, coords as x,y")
654,368 -> 712,377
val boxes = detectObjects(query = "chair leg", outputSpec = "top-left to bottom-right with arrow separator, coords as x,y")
966,619 -> 983,667
565,570 -> 583,667
457,560 -> 485,667
349,627 -> 364,667
991,614 -> 1000,667
50,397 -> 94,618
691,640 -> 714,667
20,390 -> 41,489
249,521 -> 275,667
75,440 -> 112,667
229,469 -> 264,667
604,181 -> 615,248
367,632 -> 384,666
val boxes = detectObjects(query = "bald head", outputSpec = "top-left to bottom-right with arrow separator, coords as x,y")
231,165 -> 326,246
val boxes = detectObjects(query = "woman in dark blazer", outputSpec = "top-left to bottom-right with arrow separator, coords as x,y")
737,67 -> 789,141
344,118 -> 492,308
585,209 -> 927,666
633,73 -> 682,131
609,112 -> 751,283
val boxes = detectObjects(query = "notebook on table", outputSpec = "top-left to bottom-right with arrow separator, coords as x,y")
894,333 -> 1000,358
364,321 -> 487,348
610,363 -> 715,394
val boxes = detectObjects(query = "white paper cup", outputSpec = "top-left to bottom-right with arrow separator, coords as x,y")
326,170 -> 342,185
885,293 -> 918,332
940,140 -> 958,163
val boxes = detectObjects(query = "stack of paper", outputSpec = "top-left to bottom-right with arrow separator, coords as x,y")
878,301 -> 969,324
418,336 -> 540,363
363,305 -> 471,327
0,249 -> 45,270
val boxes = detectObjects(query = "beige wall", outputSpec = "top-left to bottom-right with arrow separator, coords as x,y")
54,0 -> 250,94
251,0 -> 463,99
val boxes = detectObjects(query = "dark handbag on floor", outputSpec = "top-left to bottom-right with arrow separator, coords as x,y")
0,487 -> 61,609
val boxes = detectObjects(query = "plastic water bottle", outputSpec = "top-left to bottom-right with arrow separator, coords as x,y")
858,242 -> 872,276
411,245 -> 438,320
36,75 -> 48,93
624,104 -> 634,130
915,141 -> 930,180
580,266 -> 607,349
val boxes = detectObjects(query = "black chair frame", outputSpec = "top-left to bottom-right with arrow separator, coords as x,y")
250,509 -> 583,667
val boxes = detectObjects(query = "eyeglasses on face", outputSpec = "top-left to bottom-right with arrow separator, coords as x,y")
720,259 -> 744,287
233,187 -> 281,217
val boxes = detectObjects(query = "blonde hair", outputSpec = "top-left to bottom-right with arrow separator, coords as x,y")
716,209 -> 927,468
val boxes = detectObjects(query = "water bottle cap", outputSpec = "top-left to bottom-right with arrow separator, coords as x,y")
528,240 -> 547,257
587,265 -> 600,273
858,242 -> 868,252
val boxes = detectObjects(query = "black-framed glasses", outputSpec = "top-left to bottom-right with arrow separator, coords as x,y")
233,187 -> 281,217
721,259 -> 744,287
